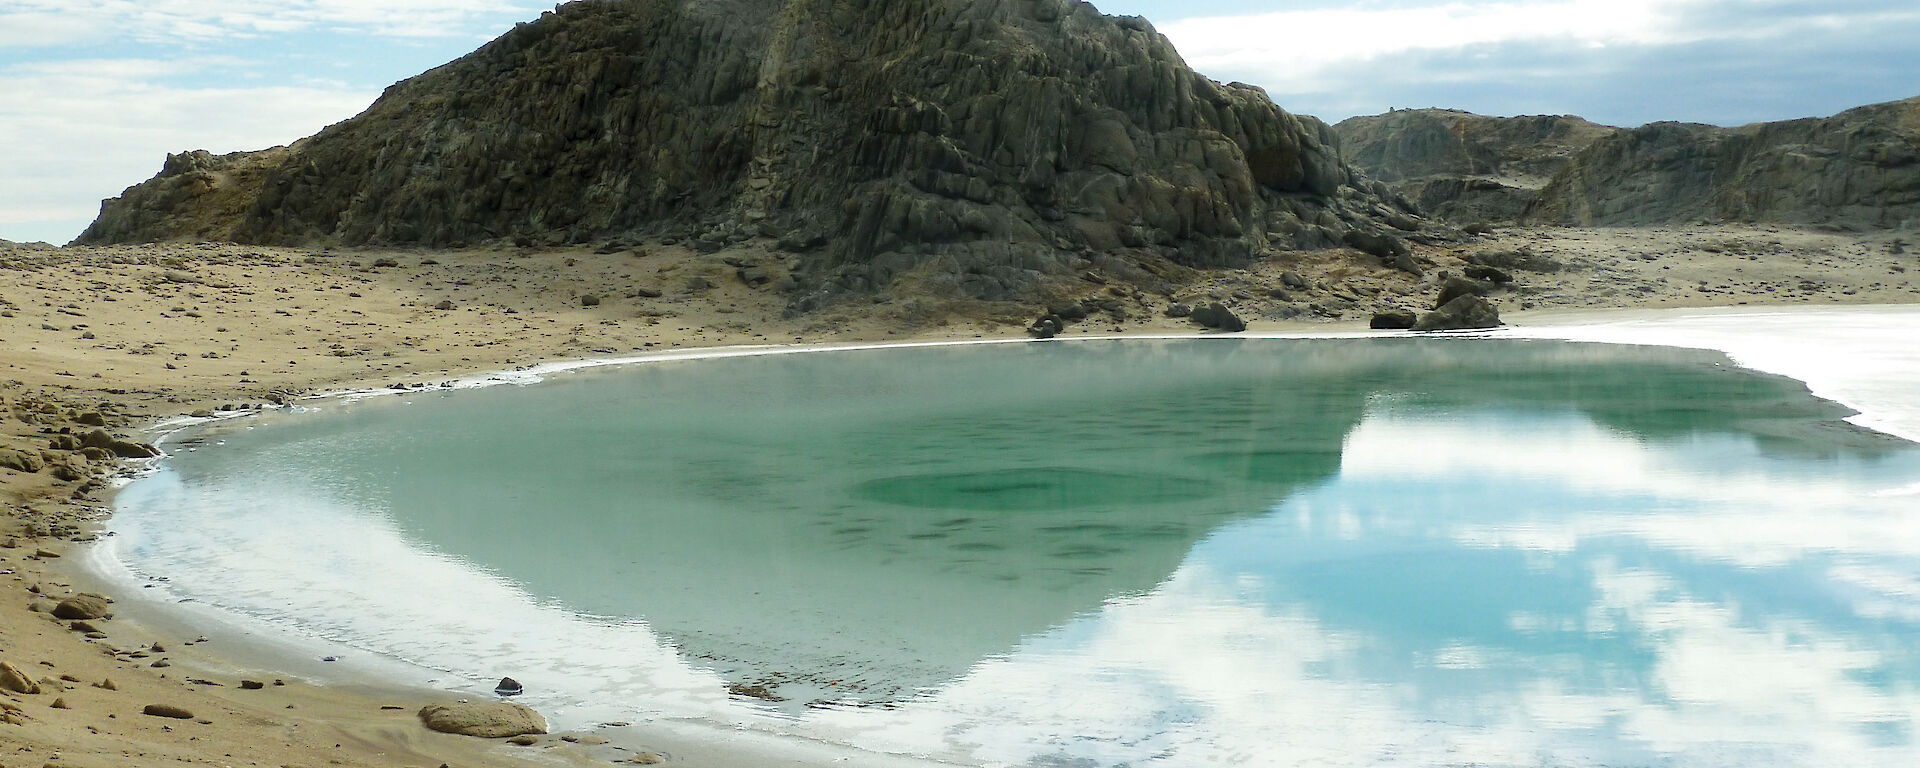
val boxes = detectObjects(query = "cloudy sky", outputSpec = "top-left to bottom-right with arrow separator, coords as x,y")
2,0 -> 1916,245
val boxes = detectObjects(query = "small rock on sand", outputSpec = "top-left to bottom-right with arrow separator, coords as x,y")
52,594 -> 111,620
417,700 -> 547,738
1,661 -> 42,694
143,704 -> 195,719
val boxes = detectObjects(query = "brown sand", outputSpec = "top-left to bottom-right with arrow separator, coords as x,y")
1,224 -> 1915,767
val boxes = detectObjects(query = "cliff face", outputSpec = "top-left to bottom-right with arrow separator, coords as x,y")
80,0 -> 1419,305
1333,109 -> 1617,224
1528,96 -> 1920,229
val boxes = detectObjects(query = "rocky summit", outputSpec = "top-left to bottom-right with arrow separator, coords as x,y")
78,0 -> 1423,309
1333,109 -> 1615,225
1528,96 -> 1920,230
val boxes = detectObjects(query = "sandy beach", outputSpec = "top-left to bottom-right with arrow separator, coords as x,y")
2,224 -> 1916,768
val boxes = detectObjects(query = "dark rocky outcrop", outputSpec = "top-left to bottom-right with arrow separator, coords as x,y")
1368,309 -> 1416,330
1528,96 -> 1920,230
1413,295 -> 1500,331
79,0 -> 1418,310
1335,109 -> 1617,224
1189,302 -> 1245,332
1433,275 -> 1494,307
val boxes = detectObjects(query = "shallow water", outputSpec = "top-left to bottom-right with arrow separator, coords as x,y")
108,336 -> 1920,767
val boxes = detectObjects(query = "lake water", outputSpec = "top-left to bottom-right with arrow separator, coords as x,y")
104,329 -> 1920,767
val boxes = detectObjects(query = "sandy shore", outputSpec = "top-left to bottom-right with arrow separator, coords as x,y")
2,224 -> 1915,767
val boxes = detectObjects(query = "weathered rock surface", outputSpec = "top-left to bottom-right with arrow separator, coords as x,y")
1189,302 -> 1246,332
52,593 -> 111,621
80,0 -> 1416,309
418,701 -> 548,738
1,661 -> 41,694
0,448 -> 44,473
1368,309 -> 1417,329
1413,295 -> 1501,331
1528,96 -> 1920,229
142,704 -> 195,719
1335,109 -> 1617,223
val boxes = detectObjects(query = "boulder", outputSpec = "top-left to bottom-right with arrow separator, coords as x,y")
1434,276 -> 1495,308
1413,295 -> 1502,331
0,661 -> 40,694
0,448 -> 43,473
1368,310 -> 1418,329
142,704 -> 195,719
52,594 -> 112,620
1028,315 -> 1063,339
1190,303 -> 1246,332
418,701 -> 548,738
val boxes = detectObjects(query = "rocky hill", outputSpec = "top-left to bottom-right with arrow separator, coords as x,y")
1333,109 -> 1617,224
1529,96 -> 1920,230
79,0 -> 1424,309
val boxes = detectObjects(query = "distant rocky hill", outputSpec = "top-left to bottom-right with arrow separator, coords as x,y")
1338,98 -> 1920,231
1332,109 -> 1617,224
79,0 -> 1424,308
1529,96 -> 1920,230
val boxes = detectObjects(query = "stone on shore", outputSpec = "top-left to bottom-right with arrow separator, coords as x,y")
418,700 -> 547,738
1369,310 -> 1418,330
1434,276 -> 1495,308
1413,295 -> 1502,331
1190,303 -> 1246,332
143,704 -> 195,719
52,593 -> 111,621
1,661 -> 42,694
0,448 -> 44,473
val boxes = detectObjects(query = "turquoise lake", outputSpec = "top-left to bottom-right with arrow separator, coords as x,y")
107,337 -> 1920,767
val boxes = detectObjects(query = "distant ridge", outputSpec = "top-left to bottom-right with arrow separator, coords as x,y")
1336,97 -> 1920,231
1332,109 -> 1616,224
1528,96 -> 1920,230
79,0 -> 1424,307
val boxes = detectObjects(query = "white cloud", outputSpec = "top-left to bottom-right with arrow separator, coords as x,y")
0,0 -> 543,46
1159,0 -> 1694,91
1153,0 -> 1920,122
0,56 -> 376,241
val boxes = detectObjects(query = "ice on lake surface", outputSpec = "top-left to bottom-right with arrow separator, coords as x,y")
107,327 -> 1920,767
